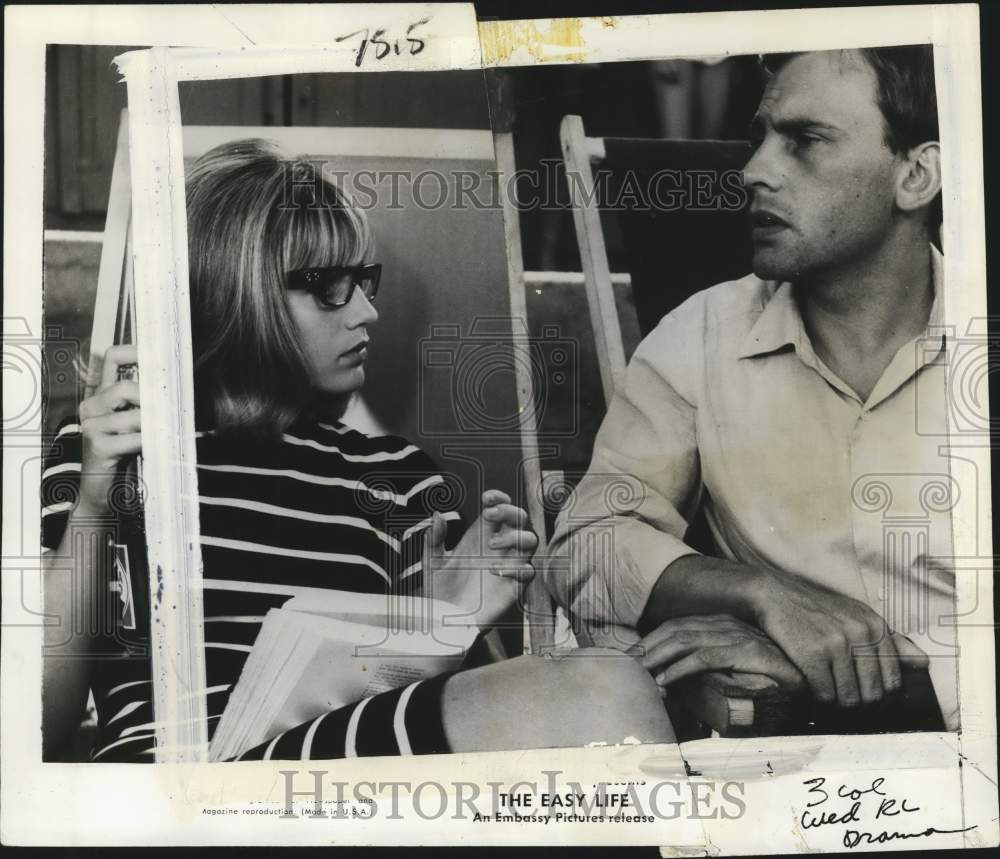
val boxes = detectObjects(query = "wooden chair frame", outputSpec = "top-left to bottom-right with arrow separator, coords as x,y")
493,126 -> 640,654
558,113 -> 629,406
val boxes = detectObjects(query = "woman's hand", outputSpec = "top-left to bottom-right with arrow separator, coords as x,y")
422,490 -> 538,628
631,614 -> 806,692
77,344 -> 142,516
43,343 -> 140,758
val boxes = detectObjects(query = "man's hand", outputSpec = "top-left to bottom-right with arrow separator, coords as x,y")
422,490 -> 537,628
641,555 -> 931,711
752,568 -> 929,707
631,614 -> 805,691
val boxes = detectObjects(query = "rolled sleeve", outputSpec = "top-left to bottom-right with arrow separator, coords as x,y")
543,303 -> 706,641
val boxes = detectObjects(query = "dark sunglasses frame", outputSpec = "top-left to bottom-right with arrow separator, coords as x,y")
286,263 -> 382,308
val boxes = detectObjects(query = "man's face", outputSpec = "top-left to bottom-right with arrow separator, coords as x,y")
745,51 -> 902,282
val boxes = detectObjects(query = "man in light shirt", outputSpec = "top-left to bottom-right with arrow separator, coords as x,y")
544,46 -> 959,730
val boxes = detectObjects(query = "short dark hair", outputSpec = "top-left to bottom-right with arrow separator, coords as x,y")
761,47 -> 941,234
761,46 -> 938,154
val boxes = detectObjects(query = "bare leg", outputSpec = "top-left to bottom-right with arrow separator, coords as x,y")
441,647 -> 675,753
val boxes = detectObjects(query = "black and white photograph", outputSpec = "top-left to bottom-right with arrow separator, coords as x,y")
495,43 -> 959,738
3,1 -> 997,851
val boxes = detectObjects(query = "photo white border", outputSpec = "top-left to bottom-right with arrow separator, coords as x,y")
3,2 -> 995,849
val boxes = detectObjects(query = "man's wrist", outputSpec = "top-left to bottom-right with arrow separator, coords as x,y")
657,553 -> 776,626
728,562 -> 775,627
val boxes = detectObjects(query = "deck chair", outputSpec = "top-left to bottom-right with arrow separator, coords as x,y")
559,115 -> 762,736
497,117 -> 757,655
558,113 -> 754,563
559,114 -> 753,401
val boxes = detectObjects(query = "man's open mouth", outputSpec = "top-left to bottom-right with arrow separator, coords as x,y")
751,209 -> 791,231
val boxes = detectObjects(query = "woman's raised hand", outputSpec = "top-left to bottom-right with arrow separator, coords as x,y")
76,344 -> 142,516
479,489 -> 538,579
422,490 -> 538,627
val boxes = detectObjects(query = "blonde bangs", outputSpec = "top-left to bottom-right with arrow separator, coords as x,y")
277,164 -> 374,275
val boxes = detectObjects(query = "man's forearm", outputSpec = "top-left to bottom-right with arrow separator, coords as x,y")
638,553 -> 910,709
638,553 -> 771,634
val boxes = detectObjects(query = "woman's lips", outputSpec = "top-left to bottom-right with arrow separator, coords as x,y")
341,340 -> 369,363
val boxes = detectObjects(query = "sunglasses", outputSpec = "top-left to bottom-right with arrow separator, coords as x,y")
286,263 -> 382,309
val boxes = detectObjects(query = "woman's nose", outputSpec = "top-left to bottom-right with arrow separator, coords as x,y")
345,285 -> 378,327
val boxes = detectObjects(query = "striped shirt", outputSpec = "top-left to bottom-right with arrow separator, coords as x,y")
42,415 -> 463,762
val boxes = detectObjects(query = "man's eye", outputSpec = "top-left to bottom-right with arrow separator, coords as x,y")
794,133 -> 822,148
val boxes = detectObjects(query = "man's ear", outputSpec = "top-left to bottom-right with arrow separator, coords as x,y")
896,141 -> 941,214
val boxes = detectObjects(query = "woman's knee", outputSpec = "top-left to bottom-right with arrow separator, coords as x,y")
534,647 -> 676,744
560,647 -> 669,702
440,648 -> 675,753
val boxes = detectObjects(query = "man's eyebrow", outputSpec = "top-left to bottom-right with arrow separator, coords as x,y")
749,114 -> 842,137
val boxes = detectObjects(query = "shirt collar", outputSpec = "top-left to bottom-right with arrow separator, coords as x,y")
736,280 -> 804,360
737,244 -> 945,361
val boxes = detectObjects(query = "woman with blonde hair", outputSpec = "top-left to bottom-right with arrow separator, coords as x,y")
42,139 -> 673,762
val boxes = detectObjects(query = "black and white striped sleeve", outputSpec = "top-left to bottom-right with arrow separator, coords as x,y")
392,450 -> 465,595
41,416 -> 83,550
232,670 -> 456,761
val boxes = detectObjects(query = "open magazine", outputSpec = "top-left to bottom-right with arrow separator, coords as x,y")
209,591 -> 480,761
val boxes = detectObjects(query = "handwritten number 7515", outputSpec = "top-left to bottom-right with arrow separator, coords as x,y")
336,19 -> 429,68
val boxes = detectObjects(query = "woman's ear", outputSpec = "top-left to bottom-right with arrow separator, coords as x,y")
896,141 -> 942,214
